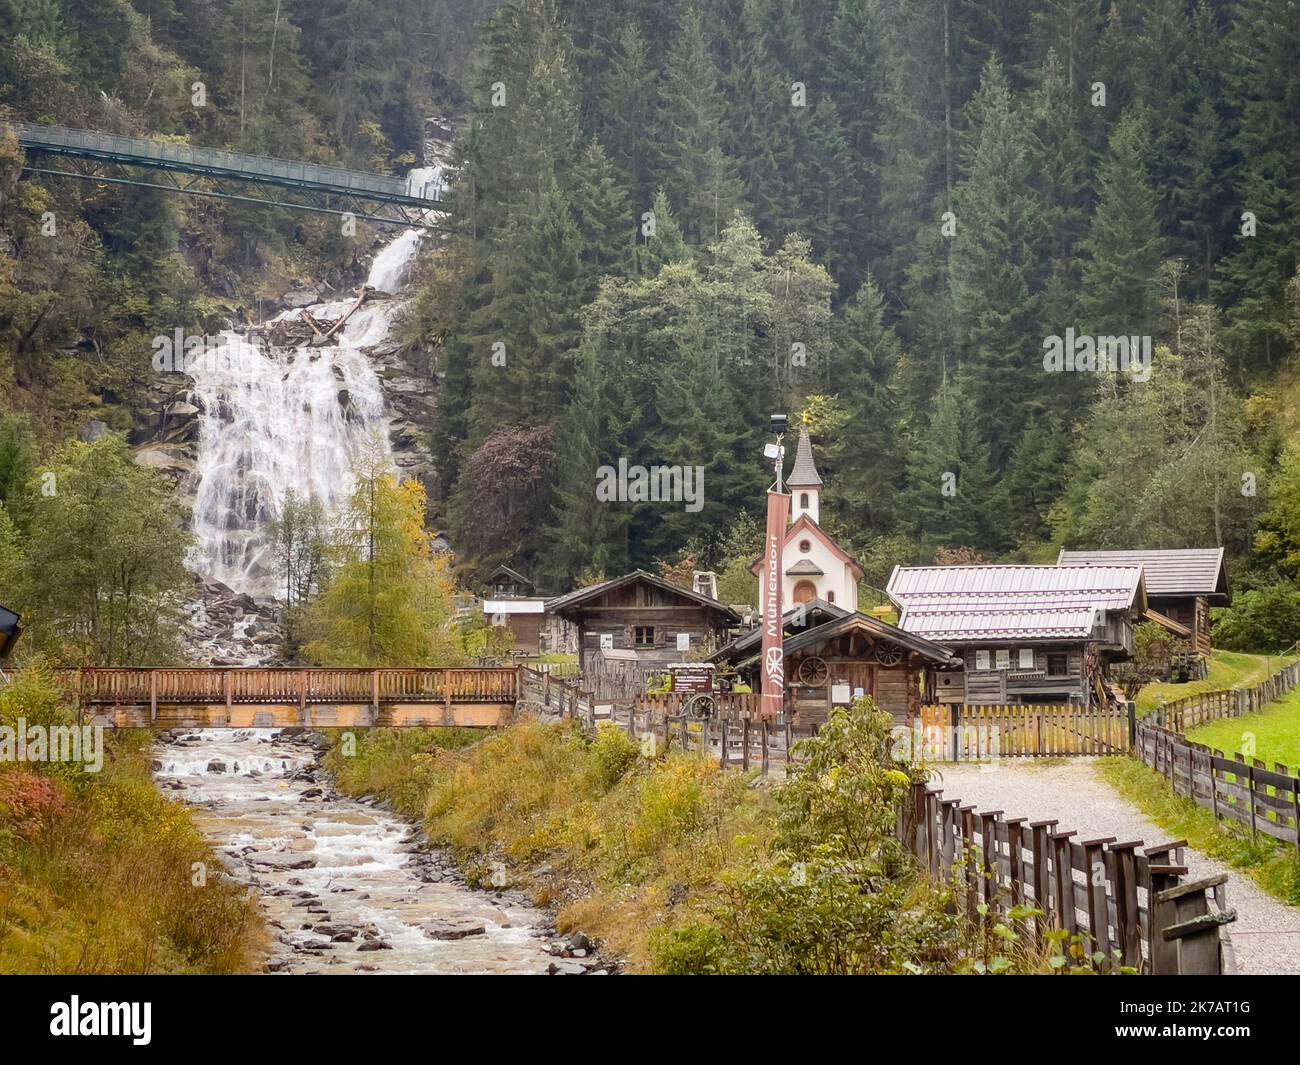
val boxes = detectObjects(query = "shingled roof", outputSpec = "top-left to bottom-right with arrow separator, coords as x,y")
546,569 -> 741,620
786,426 -> 822,487
712,603 -> 957,667
886,564 -> 1147,642
711,599 -> 848,661
1056,548 -> 1229,603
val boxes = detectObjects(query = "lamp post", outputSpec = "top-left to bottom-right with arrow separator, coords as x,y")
760,415 -> 789,720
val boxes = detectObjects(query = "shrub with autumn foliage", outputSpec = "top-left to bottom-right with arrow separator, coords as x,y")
649,698 -> 966,974
0,770 -> 68,842
0,668 -> 264,973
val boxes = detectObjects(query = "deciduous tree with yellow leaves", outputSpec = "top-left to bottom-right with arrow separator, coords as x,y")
305,439 -> 465,667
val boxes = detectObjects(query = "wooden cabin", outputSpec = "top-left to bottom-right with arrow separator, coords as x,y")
487,564 -> 535,599
711,600 -> 960,726
1057,548 -> 1229,658
547,571 -> 741,690
481,564 -> 547,655
887,564 -> 1148,707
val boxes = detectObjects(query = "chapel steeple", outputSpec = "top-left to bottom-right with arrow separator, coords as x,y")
787,426 -> 822,523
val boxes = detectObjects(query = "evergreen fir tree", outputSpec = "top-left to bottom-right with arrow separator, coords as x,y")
634,189 -> 691,277
653,3 -> 744,244
902,372 -> 1002,555
569,140 -> 634,282
1219,0 -> 1300,371
825,276 -> 905,535
593,20 -> 659,201
950,59 -> 1044,471
466,179 -> 586,443
1080,107 -> 1165,338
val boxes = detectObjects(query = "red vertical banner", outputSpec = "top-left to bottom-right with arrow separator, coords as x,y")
761,489 -> 790,719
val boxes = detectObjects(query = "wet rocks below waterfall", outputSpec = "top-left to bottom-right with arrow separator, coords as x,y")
155,728 -> 618,974
184,576 -> 283,665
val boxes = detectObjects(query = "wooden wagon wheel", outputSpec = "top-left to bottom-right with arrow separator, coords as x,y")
684,693 -> 716,719
874,642 -> 904,667
797,656 -> 829,686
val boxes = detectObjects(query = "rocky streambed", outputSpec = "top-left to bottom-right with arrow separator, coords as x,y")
154,729 -> 606,975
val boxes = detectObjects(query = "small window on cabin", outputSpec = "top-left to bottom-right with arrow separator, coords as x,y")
975,650 -> 991,670
799,539 -> 811,553
1018,648 -> 1035,670
800,493 -> 809,509
634,625 -> 655,648
1046,652 -> 1069,677
995,649 -> 1011,670
826,590 -> 835,603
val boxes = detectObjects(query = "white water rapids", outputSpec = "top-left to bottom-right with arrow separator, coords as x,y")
157,729 -> 552,974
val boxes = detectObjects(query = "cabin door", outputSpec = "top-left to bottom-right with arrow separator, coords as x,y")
793,580 -> 817,604
831,661 -> 874,705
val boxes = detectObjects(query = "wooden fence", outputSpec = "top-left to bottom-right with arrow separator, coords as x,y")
521,659 -> 583,678
905,781 -> 1236,973
626,691 -> 761,718
519,667 -> 815,776
580,658 -> 666,701
1135,720 -> 1300,850
918,703 -> 1133,759
607,701 -> 817,776
518,666 -> 596,726
1151,660 -> 1300,734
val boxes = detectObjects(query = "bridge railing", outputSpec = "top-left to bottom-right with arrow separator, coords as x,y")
14,122 -> 441,202
62,667 -> 519,706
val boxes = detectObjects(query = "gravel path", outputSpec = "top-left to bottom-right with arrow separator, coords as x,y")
932,759 -> 1300,975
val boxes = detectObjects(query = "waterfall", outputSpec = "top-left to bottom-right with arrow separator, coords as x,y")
186,226 -> 427,597
367,229 -> 424,294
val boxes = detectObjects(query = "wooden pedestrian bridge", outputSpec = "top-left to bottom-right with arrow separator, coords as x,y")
60,666 -> 529,728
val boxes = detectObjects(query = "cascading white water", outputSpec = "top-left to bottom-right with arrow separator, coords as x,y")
157,729 -> 551,974
367,229 -> 424,294
186,228 -> 426,596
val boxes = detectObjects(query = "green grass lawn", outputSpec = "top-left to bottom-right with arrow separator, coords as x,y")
1187,686 -> 1300,768
1097,757 -> 1300,905
1136,649 -> 1298,715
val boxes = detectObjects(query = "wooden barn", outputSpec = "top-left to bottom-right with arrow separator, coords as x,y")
711,600 -> 960,726
1057,548 -> 1229,658
887,564 -> 1148,707
481,564 -> 548,655
547,571 -> 741,687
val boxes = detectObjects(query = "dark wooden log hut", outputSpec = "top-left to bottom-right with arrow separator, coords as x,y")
711,600 -> 960,726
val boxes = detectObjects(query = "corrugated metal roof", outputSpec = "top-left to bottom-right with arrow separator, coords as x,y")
887,564 -> 1145,642
888,564 -> 1144,602
1057,548 -> 1227,600
902,607 -> 1103,640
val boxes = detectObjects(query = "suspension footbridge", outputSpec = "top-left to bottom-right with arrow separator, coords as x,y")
14,122 -> 445,228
